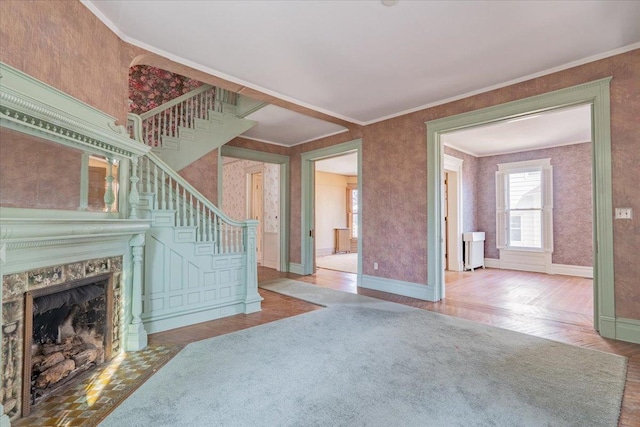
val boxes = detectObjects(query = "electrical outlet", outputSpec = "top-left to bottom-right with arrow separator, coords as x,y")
615,208 -> 633,219
374,262 -> 379,270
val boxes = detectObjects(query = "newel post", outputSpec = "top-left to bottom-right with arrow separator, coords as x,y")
243,220 -> 263,314
128,155 -> 140,219
127,233 -> 148,351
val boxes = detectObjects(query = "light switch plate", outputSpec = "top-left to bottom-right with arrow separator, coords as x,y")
615,208 -> 633,219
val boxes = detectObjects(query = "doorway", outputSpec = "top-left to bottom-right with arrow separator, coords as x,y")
219,146 -> 290,272
441,105 -> 595,331
300,139 -> 362,281
314,152 -> 359,275
248,167 -> 264,263
426,78 -> 615,338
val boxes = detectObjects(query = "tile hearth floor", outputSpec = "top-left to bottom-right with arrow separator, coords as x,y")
14,345 -> 179,427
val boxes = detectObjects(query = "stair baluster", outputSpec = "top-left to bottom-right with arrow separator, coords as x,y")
181,186 -> 187,227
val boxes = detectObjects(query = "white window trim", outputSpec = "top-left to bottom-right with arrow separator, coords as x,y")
496,158 -> 553,273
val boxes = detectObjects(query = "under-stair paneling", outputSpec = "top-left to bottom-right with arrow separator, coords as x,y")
142,226 -> 248,333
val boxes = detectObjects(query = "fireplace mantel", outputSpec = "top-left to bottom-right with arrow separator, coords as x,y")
1,208 -> 150,421
1,208 -> 150,275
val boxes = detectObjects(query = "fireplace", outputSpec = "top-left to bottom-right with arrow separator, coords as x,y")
22,273 -> 114,415
1,255 -> 130,421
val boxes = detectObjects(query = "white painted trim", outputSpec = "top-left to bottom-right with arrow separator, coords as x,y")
289,262 -> 305,275
484,258 -> 500,269
83,1 -> 639,127
615,317 -> 640,345
240,128 -> 350,148
551,263 -> 593,278
366,42 -> 640,126
498,249 -> 551,273
443,154 -> 464,272
361,275 -> 436,301
498,157 -> 551,172
449,139 -> 592,158
484,258 -> 593,278
80,0 -> 359,126
316,247 -> 334,257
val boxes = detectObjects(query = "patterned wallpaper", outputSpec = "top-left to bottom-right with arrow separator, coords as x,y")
0,128 -> 82,210
222,159 -> 279,234
475,143 -> 593,266
128,65 -> 203,115
263,163 -> 280,234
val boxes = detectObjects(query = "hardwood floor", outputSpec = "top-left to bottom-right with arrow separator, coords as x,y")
150,266 -> 640,426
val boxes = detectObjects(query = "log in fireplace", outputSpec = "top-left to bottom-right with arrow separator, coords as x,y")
22,274 -> 113,416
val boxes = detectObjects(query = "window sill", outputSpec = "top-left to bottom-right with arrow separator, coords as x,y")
501,247 -> 549,254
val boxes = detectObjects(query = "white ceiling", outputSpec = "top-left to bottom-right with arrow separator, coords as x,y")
243,105 -> 347,146
85,1 -> 640,146
316,152 -> 358,176
442,104 -> 592,157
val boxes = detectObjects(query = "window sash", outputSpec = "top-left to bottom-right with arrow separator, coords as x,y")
496,160 -> 553,253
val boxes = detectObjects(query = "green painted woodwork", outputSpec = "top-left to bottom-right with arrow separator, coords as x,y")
0,62 -> 149,160
150,113 -> 256,172
219,145 -> 291,272
300,139 -> 362,280
235,95 -> 269,118
360,274 -> 435,300
426,78 -> 620,340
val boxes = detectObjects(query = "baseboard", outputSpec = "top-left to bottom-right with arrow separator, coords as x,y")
598,316 -> 617,339
289,262 -> 304,275
484,258 -> 593,278
615,317 -> 640,344
484,258 -> 500,268
361,274 -> 436,301
316,247 -> 334,257
550,263 -> 593,278
143,302 -> 245,334
262,259 -> 278,269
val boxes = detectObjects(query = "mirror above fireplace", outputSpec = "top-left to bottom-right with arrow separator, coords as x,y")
0,62 -> 152,422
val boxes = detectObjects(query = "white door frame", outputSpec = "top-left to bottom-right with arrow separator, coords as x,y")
443,154 -> 464,273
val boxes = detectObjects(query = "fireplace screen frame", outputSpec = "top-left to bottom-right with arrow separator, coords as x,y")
21,273 -> 114,416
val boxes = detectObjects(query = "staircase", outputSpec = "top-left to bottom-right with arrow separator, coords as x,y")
126,86 -> 266,333
128,84 -> 258,172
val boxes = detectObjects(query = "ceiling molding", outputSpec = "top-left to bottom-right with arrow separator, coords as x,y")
80,1 -> 361,129
364,42 -> 640,126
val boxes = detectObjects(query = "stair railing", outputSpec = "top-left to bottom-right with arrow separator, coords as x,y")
138,84 -> 214,148
128,84 -> 237,149
134,151 -> 249,254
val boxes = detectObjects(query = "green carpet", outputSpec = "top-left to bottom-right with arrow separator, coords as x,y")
100,279 -> 627,426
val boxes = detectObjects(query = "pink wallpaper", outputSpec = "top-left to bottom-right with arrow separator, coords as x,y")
0,129 -> 82,210
0,0 -> 129,122
0,1 -> 638,318
178,149 -> 219,204
221,159 -> 280,232
474,143 -> 593,266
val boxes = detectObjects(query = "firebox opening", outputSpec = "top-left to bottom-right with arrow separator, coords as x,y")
26,276 -> 112,412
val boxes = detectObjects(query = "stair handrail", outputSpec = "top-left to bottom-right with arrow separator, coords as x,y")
144,150 -> 246,228
138,84 -> 215,122
127,113 -> 144,143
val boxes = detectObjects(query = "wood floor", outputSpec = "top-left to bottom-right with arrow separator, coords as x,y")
150,266 -> 640,426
